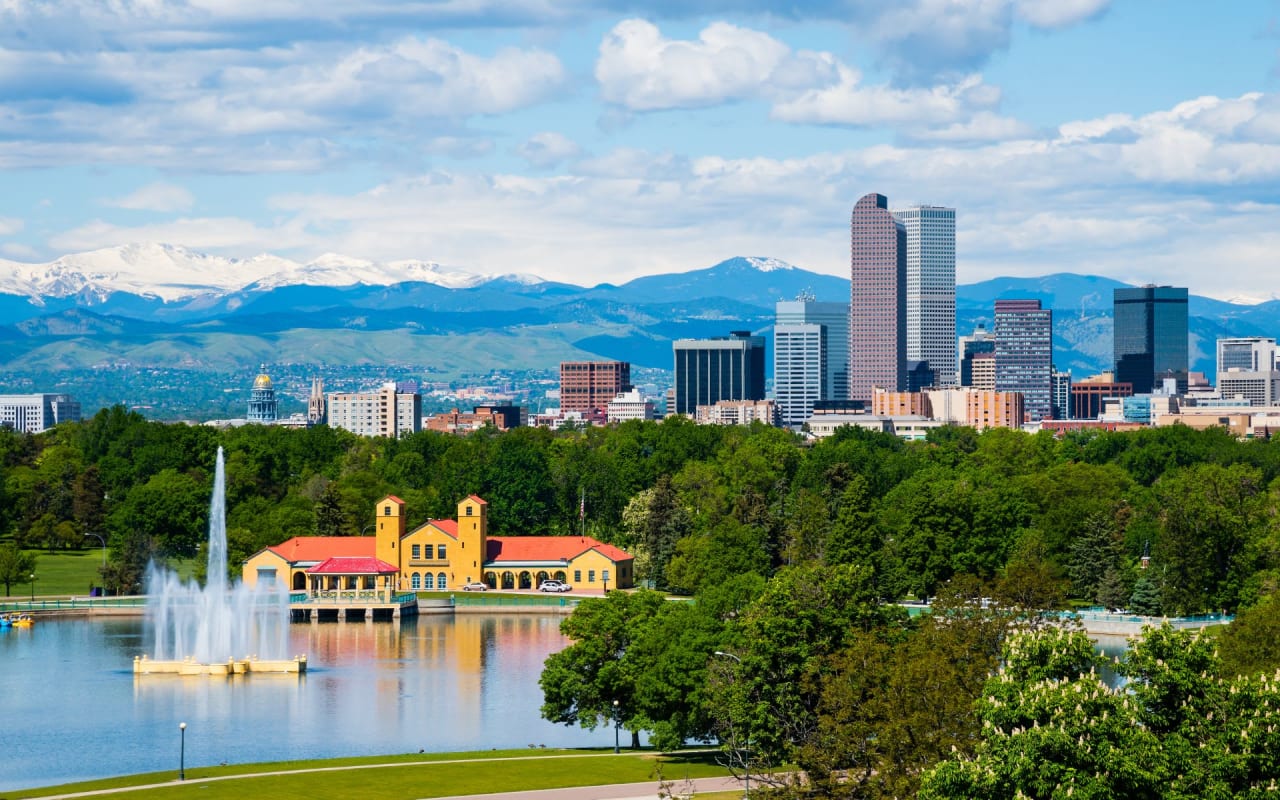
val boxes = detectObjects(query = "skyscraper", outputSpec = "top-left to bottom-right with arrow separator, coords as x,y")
775,297 -> 850,428
1113,286 -> 1189,394
893,205 -> 956,387
672,331 -> 766,416
994,299 -> 1053,421
849,193 -> 906,404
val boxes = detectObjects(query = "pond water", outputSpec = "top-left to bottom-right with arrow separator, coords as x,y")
0,614 -> 605,792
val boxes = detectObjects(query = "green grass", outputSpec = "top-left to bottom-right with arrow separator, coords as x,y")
2,549 -> 197,599
15,748 -> 732,800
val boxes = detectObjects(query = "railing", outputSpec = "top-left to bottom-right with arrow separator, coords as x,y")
0,596 -> 148,613
290,591 -> 419,605
448,593 -> 581,609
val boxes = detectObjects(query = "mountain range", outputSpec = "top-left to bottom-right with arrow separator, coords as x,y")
2,244 -> 1279,381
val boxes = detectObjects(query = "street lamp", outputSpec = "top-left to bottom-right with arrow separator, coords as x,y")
179,722 -> 186,781
613,699 -> 620,754
29,573 -> 35,602
714,651 -> 748,799
84,532 -> 107,569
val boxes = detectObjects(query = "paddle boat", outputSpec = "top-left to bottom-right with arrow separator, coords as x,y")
11,614 -> 33,627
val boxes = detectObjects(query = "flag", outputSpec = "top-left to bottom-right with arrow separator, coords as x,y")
579,491 -> 585,520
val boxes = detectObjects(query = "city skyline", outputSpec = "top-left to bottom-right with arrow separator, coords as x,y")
1,3 -> 1278,301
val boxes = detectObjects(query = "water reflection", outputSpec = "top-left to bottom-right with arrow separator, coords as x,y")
0,614 -> 602,792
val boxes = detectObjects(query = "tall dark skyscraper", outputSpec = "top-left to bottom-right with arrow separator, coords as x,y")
1113,286 -> 1189,394
994,299 -> 1053,421
672,331 -> 766,415
849,192 -> 906,404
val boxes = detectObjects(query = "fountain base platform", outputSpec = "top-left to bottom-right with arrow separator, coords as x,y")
133,654 -> 307,676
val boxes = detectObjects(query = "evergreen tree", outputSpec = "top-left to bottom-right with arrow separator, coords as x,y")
1129,570 -> 1161,615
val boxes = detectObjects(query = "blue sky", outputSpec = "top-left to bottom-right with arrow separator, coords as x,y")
1,1 -> 1279,300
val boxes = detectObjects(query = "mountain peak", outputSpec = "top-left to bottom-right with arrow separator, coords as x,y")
711,256 -> 801,273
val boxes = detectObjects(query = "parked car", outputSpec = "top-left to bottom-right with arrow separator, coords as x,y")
461,582 -> 489,591
538,580 -> 573,593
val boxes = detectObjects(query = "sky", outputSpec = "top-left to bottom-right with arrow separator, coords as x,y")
1,1 -> 1279,300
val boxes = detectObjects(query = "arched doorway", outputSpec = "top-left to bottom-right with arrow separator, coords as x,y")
518,571 -> 532,589
553,570 -> 566,582
536,571 -> 549,587
292,572 -> 306,591
501,571 -> 515,589
484,572 -> 497,588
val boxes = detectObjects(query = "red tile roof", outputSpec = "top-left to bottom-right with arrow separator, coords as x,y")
485,536 -> 632,564
267,537 -> 374,562
466,494 -> 488,505
383,495 -> 405,505
420,519 -> 458,537
307,556 -> 399,575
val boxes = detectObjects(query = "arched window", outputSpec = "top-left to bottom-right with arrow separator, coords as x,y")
536,571 -> 549,586
411,573 -> 421,590
424,572 -> 435,589
293,572 -> 306,591
484,572 -> 497,588
553,571 -> 566,582
519,572 -> 532,590
437,572 -> 447,590
501,571 -> 515,589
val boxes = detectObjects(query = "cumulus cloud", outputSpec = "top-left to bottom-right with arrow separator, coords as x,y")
596,19 -> 1008,132
516,132 -> 582,169
104,182 -> 196,212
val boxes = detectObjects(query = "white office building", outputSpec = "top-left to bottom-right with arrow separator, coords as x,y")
1218,337 -> 1280,406
775,298 -> 849,429
893,205 -> 957,387
326,384 -> 421,438
606,389 -> 658,422
0,393 -> 81,434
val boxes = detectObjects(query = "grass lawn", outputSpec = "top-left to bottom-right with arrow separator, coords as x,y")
2,548 -> 197,599
16,748 -> 733,800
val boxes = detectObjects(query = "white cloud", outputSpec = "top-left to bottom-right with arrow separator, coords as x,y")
516,132 -> 582,168
596,19 -> 794,111
772,70 -> 1001,127
0,242 -> 39,260
0,217 -> 24,236
104,182 -> 195,212
1014,0 -> 1110,28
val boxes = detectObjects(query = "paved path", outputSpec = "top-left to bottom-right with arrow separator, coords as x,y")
426,776 -> 744,799
23,753 -> 741,800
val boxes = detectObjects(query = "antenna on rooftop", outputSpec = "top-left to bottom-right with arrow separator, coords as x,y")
796,287 -> 816,302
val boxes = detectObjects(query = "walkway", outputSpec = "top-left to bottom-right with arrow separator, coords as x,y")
24,752 -> 740,800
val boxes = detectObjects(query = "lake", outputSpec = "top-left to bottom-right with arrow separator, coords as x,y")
0,614 -> 606,792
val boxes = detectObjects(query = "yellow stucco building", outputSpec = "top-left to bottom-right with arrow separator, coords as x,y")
243,494 -> 635,593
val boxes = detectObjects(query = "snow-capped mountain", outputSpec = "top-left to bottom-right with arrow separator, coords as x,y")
0,243 -> 515,303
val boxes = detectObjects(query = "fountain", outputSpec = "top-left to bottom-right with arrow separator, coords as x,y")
133,447 -> 306,676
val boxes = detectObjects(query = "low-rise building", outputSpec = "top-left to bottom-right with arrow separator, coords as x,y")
694,399 -> 778,426
0,393 -> 81,434
606,389 -> 658,422
426,405 -> 524,434
244,495 -> 635,594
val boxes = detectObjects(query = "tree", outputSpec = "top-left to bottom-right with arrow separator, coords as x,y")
1218,595 -> 1280,676
1130,570 -> 1162,615
920,624 -> 1280,800
0,544 -> 35,597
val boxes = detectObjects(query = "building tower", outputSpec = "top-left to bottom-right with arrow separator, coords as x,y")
958,323 -> 995,387
849,193 -> 906,404
1217,337 -> 1280,406
1113,286 -> 1189,394
994,300 -> 1053,421
672,331 -> 766,416
893,205 -> 956,387
247,367 -> 278,423
774,295 -> 850,429
559,361 -> 631,415
456,495 -> 488,587
307,377 -> 325,425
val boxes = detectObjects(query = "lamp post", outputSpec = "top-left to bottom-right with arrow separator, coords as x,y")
179,722 -> 186,781
84,532 -> 107,568
29,573 -> 35,602
613,699 -> 620,754
714,651 -> 748,798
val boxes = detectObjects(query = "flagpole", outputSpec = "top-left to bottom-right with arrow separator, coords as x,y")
579,487 -> 585,537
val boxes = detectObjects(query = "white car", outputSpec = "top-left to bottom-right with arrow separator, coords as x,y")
538,580 -> 573,593
461,582 -> 489,591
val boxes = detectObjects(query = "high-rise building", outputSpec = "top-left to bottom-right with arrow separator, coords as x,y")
327,383 -> 422,438
0,393 -> 80,434
959,323 -> 995,387
849,193 -> 906,404
247,369 -> 278,423
969,351 -> 996,390
1114,286 -> 1189,394
672,331 -> 766,416
893,205 -> 956,387
1217,337 -> 1280,406
559,361 -> 631,415
1051,368 -> 1072,420
774,297 -> 850,429
994,299 -> 1053,421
